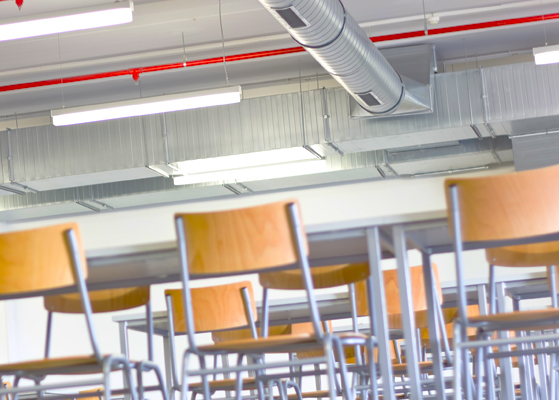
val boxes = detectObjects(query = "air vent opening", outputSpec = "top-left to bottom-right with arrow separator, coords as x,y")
357,92 -> 383,107
274,7 -> 309,29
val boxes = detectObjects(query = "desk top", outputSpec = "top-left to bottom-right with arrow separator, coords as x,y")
83,207 -> 557,293
85,209 -> 448,291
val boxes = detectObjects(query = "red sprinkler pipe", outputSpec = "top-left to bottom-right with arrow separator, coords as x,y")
0,47 -> 306,92
0,0 -> 23,8
0,12 -> 558,94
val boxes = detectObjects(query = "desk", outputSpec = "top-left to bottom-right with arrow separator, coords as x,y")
85,209 -> 558,400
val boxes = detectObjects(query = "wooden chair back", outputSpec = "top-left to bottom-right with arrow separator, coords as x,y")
259,263 -> 370,290
445,164 -> 559,243
175,200 -> 307,275
0,223 -> 86,296
420,305 -> 479,348
166,281 -> 257,333
355,264 -> 443,330
486,241 -> 559,267
44,287 -> 149,313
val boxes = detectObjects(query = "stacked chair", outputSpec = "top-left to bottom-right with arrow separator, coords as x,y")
0,223 -> 167,400
354,265 -> 454,396
165,280 -> 293,399
43,286 -> 168,400
258,263 -> 454,398
445,164 -> 559,400
171,200 -> 376,400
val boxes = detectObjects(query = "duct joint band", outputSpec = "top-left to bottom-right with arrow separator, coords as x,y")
287,0 -> 347,50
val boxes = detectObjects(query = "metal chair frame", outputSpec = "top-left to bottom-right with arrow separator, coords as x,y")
165,285 -> 302,400
0,228 -> 168,400
449,183 -> 559,400
173,202 -> 377,400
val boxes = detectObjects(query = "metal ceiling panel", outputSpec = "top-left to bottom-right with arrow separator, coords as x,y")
245,168 -> 381,191
387,137 -> 513,175
101,185 -> 232,208
512,132 -> 559,171
0,203 -> 91,222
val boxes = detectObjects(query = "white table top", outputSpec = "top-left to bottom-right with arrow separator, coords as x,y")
86,209 -> 448,259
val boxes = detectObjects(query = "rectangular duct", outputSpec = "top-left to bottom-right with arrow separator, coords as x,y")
512,131 -> 559,171
386,137 -> 512,176
1,58 -> 559,213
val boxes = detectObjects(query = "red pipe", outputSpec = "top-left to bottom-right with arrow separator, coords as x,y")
0,0 -> 23,9
1,12 -> 557,94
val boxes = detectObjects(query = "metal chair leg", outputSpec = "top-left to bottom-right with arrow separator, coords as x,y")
198,356 -> 211,400
453,323 -> 463,400
234,354 -> 246,400
181,352 -> 193,400
333,336 -> 355,400
367,338 -> 379,400
284,380 -> 303,400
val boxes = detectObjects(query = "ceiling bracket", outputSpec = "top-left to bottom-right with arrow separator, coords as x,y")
76,201 -> 101,213
223,184 -> 242,195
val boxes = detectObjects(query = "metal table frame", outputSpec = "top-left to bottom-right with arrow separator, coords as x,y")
80,209 -> 555,400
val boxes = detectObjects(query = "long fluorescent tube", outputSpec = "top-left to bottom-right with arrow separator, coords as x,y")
0,1 -> 134,42
534,44 -> 559,65
174,160 -> 328,185
51,86 -> 242,126
173,147 -> 328,185
176,147 -> 319,174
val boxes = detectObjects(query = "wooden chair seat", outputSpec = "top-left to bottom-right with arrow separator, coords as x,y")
486,241 -> 559,267
200,333 -> 317,353
189,377 -> 257,391
200,332 -> 369,353
0,355 -> 101,374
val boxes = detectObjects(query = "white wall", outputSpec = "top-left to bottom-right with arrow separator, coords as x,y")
1,165 -> 533,396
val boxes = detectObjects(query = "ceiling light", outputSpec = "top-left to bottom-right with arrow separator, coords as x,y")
51,86 -> 242,126
533,44 -> 559,65
0,1 -> 134,42
173,147 -> 327,185
176,147 -> 319,174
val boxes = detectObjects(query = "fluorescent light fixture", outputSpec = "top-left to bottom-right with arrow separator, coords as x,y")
173,147 -> 328,185
177,147 -> 319,174
534,44 -> 559,65
51,86 -> 242,126
0,1 -> 134,42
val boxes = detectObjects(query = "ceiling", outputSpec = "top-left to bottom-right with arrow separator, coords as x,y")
0,0 -> 558,220
1,0 -> 559,117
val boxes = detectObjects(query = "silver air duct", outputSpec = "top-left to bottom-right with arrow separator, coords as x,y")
257,0 -> 405,115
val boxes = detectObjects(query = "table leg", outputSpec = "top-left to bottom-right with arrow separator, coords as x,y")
119,321 -> 131,400
366,227 -> 396,400
496,283 -> 515,400
477,284 -> 497,400
163,336 -> 174,398
513,299 -> 535,400
421,251 -> 445,398
392,225 -> 423,400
